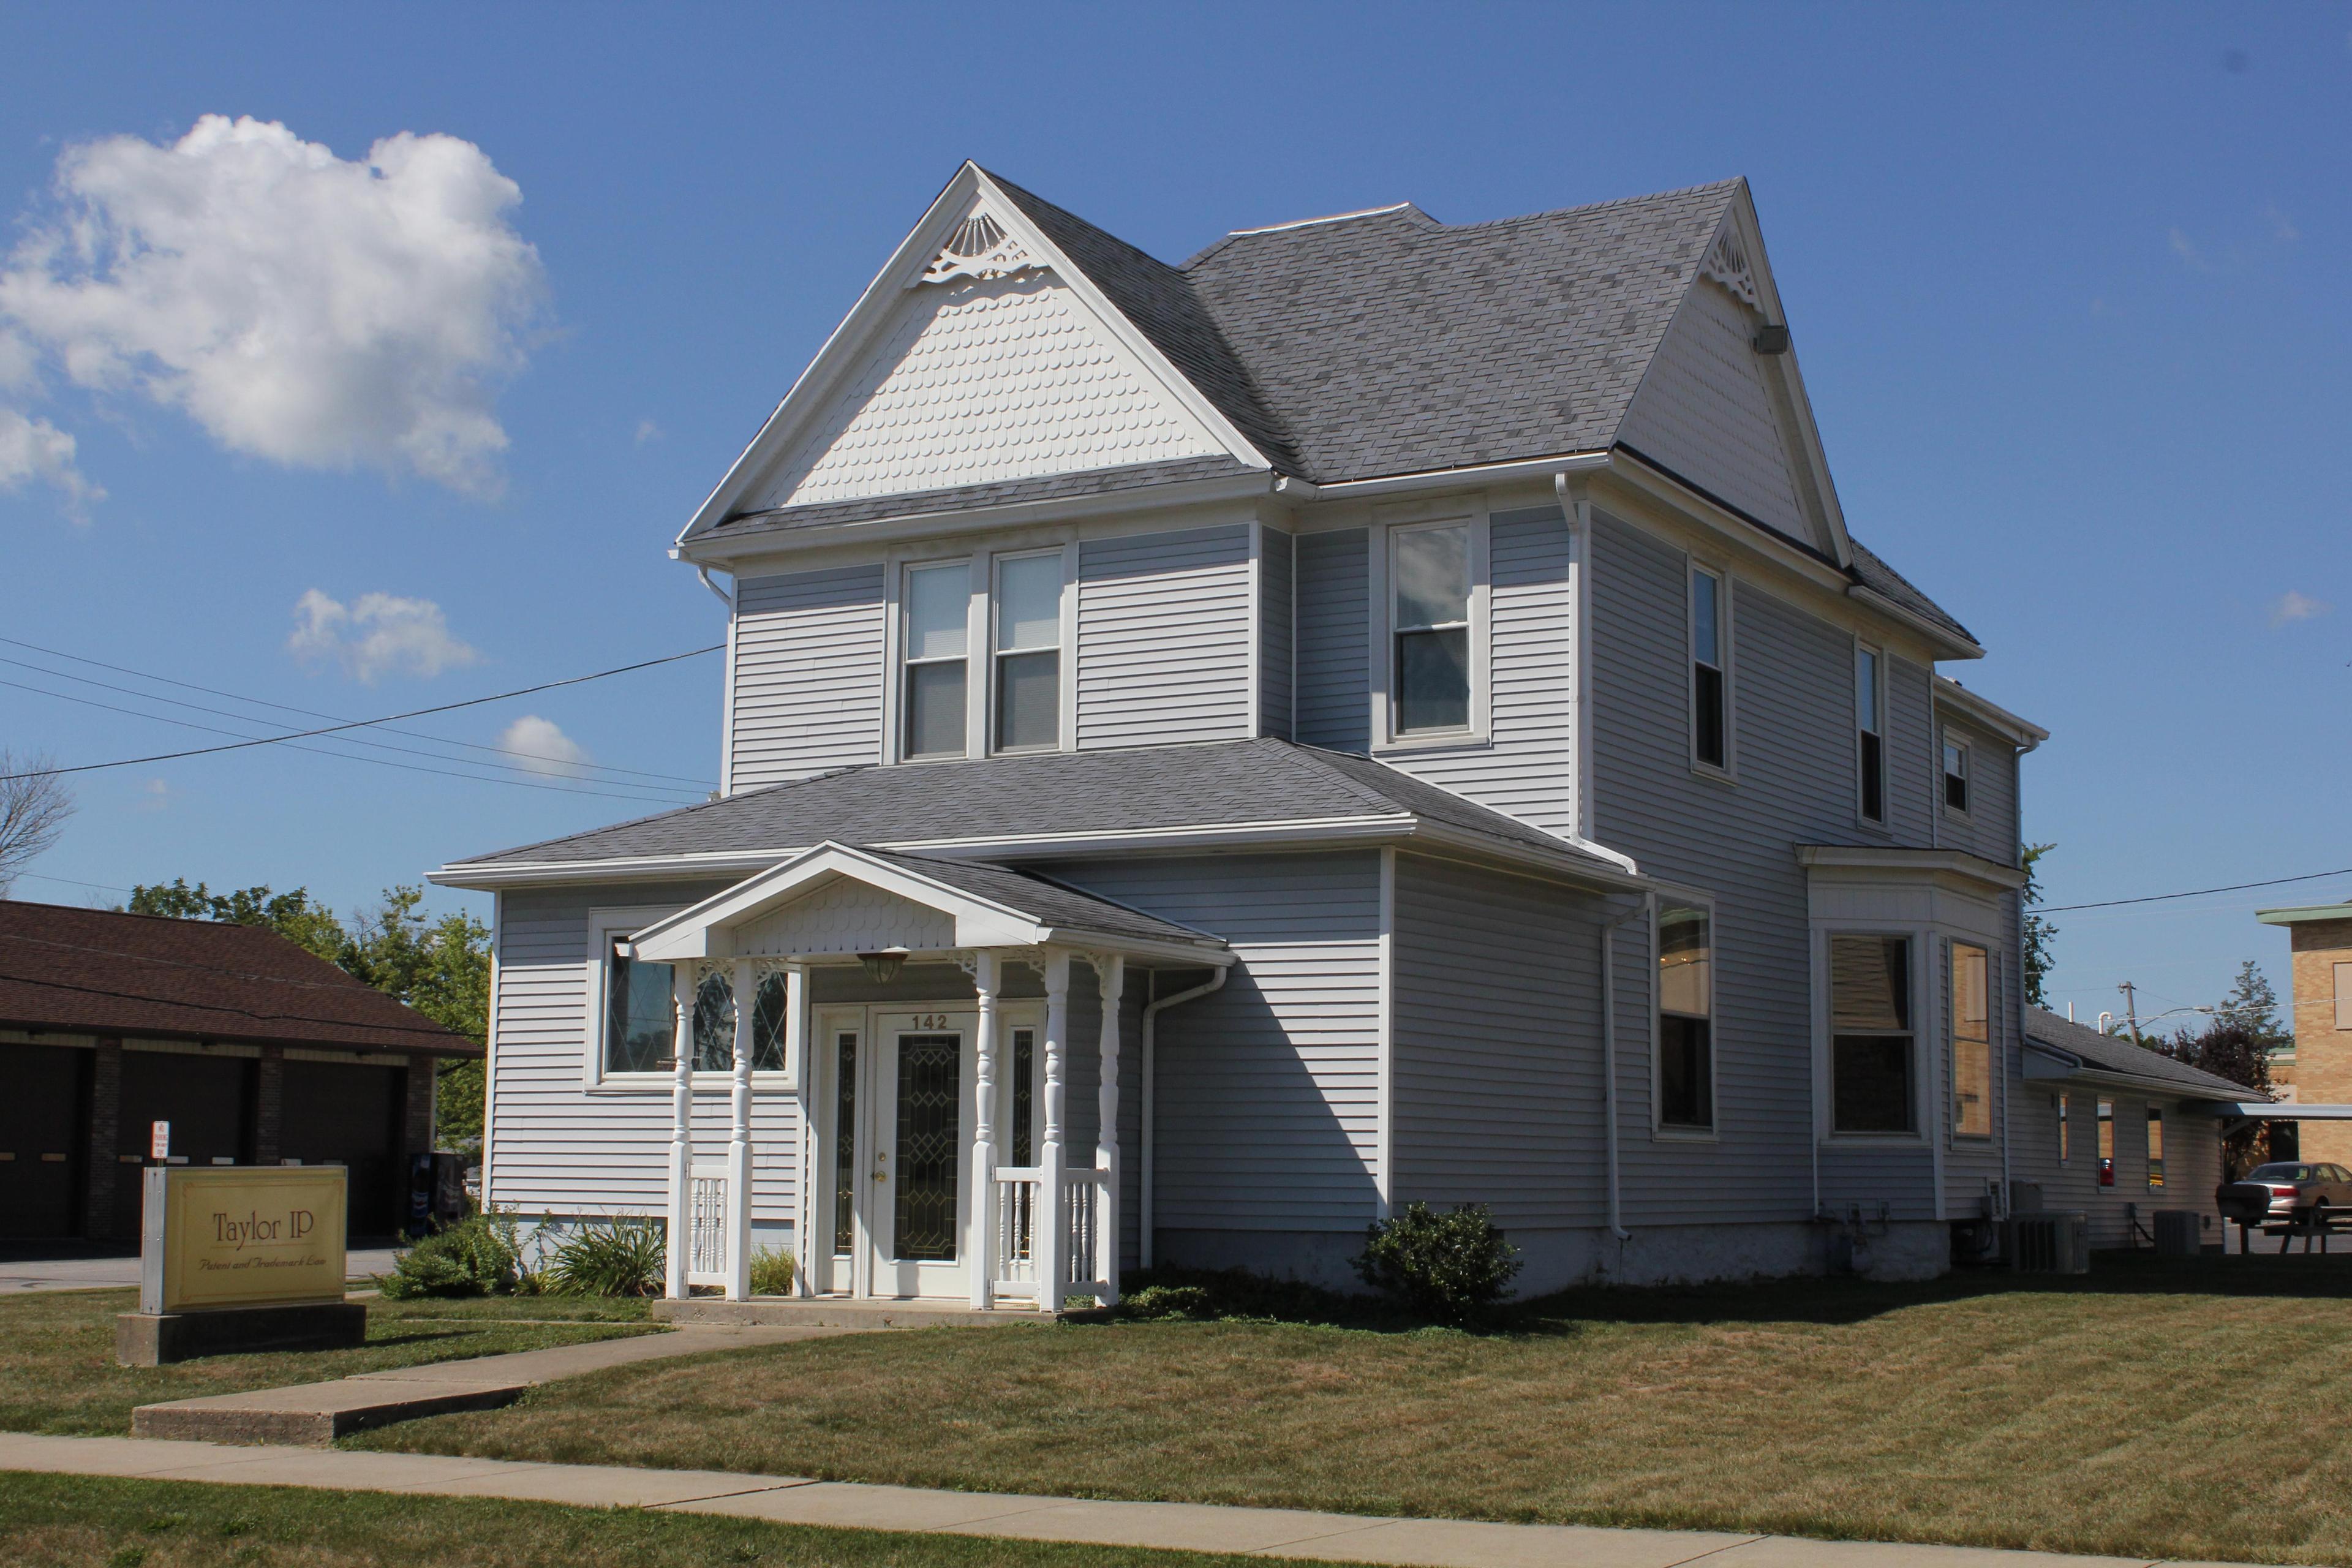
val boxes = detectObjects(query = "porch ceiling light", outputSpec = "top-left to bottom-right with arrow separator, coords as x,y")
859,948 -> 910,983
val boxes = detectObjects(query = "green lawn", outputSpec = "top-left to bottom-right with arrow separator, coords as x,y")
0,1290 -> 658,1438
361,1255 -> 2352,1567
0,1472 -> 1363,1568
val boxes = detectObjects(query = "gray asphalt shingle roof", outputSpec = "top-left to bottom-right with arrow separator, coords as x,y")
2024,1006 -> 2265,1101
860,849 -> 1223,949
720,456 -> 1254,535
447,737 -> 1621,877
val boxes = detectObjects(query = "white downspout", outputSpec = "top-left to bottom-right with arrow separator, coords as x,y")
1138,966 -> 1227,1270
1599,893 -> 1652,1245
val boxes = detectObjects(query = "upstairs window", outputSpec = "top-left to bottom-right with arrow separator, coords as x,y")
1392,523 -> 1471,734
1943,737 -> 1970,813
992,552 -> 1063,752
1657,903 -> 1714,1130
1951,943 -> 1991,1138
1830,933 -> 1913,1133
1856,647 -> 1885,823
902,562 -> 970,760
1691,568 -> 1727,769
2146,1107 -> 2166,1188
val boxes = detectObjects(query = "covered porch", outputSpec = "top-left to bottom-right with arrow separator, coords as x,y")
625,842 -> 1231,1311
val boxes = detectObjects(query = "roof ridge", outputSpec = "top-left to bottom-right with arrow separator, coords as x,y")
1273,741 -> 1436,816
1185,177 -> 1744,266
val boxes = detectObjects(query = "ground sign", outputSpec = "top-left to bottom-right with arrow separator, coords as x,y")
138,1166 -> 348,1314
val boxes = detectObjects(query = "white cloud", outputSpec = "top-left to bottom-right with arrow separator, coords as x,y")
635,418 -> 663,445
2269,590 -> 2331,627
0,406 -> 100,514
496,715 -> 590,777
288,588 -> 479,682
0,115 -> 545,497
135,777 -> 172,812
2168,228 -> 2209,271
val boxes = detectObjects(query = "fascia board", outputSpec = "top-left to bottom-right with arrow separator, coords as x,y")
969,169 -> 1271,473
1275,451 -> 1609,502
1845,583 -> 1985,663
1797,843 -> 2028,894
1933,676 -> 2050,750
1724,181 -> 1855,570
677,469 -> 1278,567
1033,928 -> 1235,966
1400,818 -> 1649,894
678,163 -> 989,546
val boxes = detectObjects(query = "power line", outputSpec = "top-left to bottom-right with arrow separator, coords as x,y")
2038,866 -> 2352,914
0,636 -> 717,788
0,644 -> 723,783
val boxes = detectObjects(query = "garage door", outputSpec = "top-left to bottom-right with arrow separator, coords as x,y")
115,1049 -> 254,1237
282,1060 -> 405,1238
0,1044 -> 88,1239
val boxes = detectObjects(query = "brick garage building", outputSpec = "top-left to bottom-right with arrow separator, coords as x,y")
0,899 -> 479,1242
2257,903 -> 2352,1166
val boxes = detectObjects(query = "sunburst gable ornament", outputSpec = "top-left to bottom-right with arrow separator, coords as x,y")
921,211 -> 1044,285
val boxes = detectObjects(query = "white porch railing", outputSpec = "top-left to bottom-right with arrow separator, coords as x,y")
990,1165 -> 1110,1304
685,1161 -> 731,1289
991,1165 -> 1042,1297
1063,1168 -> 1103,1292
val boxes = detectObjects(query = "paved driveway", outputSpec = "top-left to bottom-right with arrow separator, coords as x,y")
1,1248 -> 403,1293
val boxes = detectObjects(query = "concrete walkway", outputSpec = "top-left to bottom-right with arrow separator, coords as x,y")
0,1433 -> 2276,1567
132,1323 -> 842,1444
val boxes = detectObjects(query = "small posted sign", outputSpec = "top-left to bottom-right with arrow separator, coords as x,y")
149,1120 -> 170,1159
140,1165 -> 348,1315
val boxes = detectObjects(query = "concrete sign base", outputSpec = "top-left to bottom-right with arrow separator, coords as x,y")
116,1301 -> 366,1366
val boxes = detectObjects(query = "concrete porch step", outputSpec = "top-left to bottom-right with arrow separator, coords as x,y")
652,1296 -> 1066,1330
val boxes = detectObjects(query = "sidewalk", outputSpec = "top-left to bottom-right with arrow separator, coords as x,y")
0,1433 -> 2275,1568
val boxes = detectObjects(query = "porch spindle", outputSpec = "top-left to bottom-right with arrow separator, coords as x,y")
726,959 -> 755,1300
968,951 -> 999,1310
1038,950 -> 1069,1313
784,963 -> 812,1296
1095,954 -> 1124,1306
664,964 -> 694,1300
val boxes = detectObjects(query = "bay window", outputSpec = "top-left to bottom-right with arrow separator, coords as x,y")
1951,942 -> 1991,1137
992,552 -> 1063,752
902,561 -> 970,760
1657,902 -> 1714,1130
1830,933 -> 1913,1133
1392,522 -> 1471,734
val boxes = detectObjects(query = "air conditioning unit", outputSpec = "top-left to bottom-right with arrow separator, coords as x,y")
2008,1211 -> 2090,1275
2152,1209 -> 2203,1258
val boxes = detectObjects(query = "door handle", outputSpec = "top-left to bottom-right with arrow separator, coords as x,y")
873,1172 -> 888,1183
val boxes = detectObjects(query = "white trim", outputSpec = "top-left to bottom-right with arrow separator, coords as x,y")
480,895 -> 505,1208
584,904 -> 688,1092
1686,556 -> 1735,782
1814,924 -> 1933,1148
1562,477 -> 1598,843
892,556 -> 976,765
1933,674 -> 2047,750
716,570 -> 741,797
985,546 -> 1068,756
1369,500 -> 1490,752
1651,888 -> 1721,1142
1276,450 -> 1609,500
1796,843 -> 2028,896
1245,519 -> 1264,739
1376,846 -> 1395,1219
1940,729 -> 1974,823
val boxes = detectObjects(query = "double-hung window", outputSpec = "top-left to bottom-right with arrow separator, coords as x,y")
1856,646 -> 1885,823
1951,942 -> 1991,1138
1657,903 -> 1714,1131
1691,567 -> 1727,769
1943,737 -> 1970,813
1392,523 -> 1472,734
1830,933 -> 1913,1133
902,562 -> 970,760
992,553 -> 1062,752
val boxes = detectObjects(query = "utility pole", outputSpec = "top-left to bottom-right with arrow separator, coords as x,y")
2119,981 -> 2140,1041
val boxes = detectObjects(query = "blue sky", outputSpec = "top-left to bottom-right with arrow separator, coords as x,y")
2,5 -> 2346,1033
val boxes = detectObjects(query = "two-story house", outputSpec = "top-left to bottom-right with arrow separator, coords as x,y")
434,164 -> 2058,1304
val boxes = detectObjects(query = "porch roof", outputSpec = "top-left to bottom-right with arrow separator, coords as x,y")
2022,1006 -> 2269,1103
435,737 -> 1638,889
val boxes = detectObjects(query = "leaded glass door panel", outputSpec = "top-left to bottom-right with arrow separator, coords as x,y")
865,1009 -> 976,1299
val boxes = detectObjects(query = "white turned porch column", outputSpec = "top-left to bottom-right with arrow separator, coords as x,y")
663,965 -> 695,1300
1095,954 -> 1125,1306
784,963 -> 812,1296
968,950 -> 1000,1310
726,960 -> 755,1300
1038,949 -> 1070,1313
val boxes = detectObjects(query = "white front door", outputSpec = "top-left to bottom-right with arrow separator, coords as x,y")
862,1008 -> 978,1299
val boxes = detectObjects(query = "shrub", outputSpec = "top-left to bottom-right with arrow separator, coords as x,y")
748,1245 -> 796,1296
545,1217 -> 666,1297
1108,1267 -> 1361,1325
1352,1202 -> 1521,1325
377,1213 -> 520,1300
1117,1284 -> 1214,1321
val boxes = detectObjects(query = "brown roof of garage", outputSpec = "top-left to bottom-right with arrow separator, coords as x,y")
0,900 -> 480,1057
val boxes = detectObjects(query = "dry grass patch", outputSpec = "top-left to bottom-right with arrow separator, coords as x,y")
0,1289 -> 657,1438
364,1256 -> 2352,1566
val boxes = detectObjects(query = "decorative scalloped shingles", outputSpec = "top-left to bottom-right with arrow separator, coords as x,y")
757,273 -> 1222,509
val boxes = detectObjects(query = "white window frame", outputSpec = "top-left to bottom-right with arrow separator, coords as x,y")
1651,888 -> 1720,1142
1941,731 -> 1972,819
1817,924 -> 1930,1144
1366,499 -> 1490,752
1855,640 -> 1887,829
987,547 -> 1071,755
583,905 -> 796,1093
886,555 -> 979,764
1688,560 -> 1735,780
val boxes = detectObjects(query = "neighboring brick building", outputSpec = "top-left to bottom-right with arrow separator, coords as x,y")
0,899 -> 480,1242
2255,903 -> 2352,1165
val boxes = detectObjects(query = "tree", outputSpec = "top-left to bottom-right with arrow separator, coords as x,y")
2021,842 -> 2058,1007
124,878 -> 490,1156
2215,959 -> 2291,1053
0,750 -> 75,897
2166,1017 -> 2273,1179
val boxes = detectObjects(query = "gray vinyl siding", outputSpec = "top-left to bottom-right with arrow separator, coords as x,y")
1935,714 -> 2020,866
1042,962 -> 1148,1272
1294,527 -> 1369,750
728,564 -> 884,791
1391,853 -> 1610,1227
1045,852 -> 1384,1232
2010,1082 -> 2226,1248
1259,526 -> 1294,741
1882,655 -> 1934,846
1381,505 -> 1580,839
486,880 -> 786,1222
1076,524 -> 1253,748
1590,510 -> 1934,1221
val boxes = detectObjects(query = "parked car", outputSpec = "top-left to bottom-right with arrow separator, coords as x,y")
2217,1163 -> 2352,1229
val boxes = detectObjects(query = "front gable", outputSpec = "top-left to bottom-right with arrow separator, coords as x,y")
682,165 -> 1269,538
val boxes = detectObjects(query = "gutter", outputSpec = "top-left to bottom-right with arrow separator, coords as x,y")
1598,892 -> 1653,1246
1139,966 -> 1228,1269
1276,450 -> 1610,502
